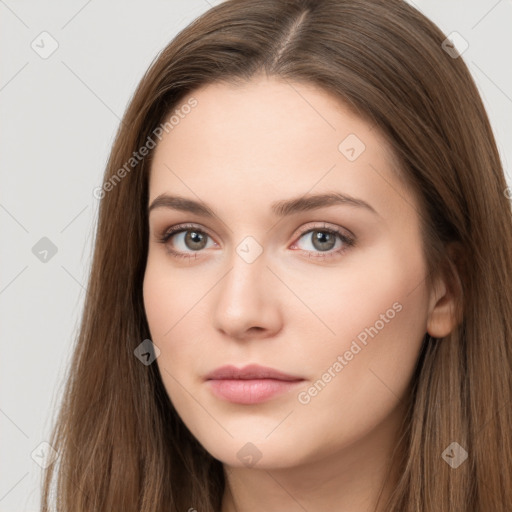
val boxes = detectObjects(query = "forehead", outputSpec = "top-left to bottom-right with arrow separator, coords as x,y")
154,75 -> 376,162
148,76 -> 416,223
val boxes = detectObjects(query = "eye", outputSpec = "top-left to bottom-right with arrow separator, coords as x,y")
290,223 -> 355,260
156,223 -> 216,260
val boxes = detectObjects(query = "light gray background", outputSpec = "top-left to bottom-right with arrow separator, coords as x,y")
1,1 -> 511,510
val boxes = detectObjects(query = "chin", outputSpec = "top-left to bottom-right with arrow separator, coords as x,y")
195,432 -> 314,470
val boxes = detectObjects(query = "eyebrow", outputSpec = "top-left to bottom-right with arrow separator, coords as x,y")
148,191 -> 379,218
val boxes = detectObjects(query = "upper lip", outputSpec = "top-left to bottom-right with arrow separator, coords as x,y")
205,364 -> 303,382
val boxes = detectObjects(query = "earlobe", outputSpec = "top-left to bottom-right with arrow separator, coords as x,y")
426,244 -> 464,338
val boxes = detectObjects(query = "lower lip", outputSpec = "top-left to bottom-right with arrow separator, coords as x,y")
207,379 -> 304,404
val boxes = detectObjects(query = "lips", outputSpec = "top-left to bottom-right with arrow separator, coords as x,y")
205,364 -> 305,404
205,364 -> 303,382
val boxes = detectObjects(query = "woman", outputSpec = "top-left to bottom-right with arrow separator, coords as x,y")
41,0 -> 512,510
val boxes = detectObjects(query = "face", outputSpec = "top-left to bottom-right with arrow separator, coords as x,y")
143,75 -> 436,470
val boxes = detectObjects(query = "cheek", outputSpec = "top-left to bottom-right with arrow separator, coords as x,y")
142,258 -> 209,392
142,254 -> 205,340
331,244 -> 429,371
289,245 -> 429,439
290,295 -> 426,457
284,240 -> 428,358
142,273 -> 164,339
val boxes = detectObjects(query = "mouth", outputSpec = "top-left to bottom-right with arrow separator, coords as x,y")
205,364 -> 305,405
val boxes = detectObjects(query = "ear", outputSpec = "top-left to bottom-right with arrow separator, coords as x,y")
426,243 -> 464,338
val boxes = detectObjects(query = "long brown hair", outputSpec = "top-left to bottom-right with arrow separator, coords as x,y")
41,0 -> 512,510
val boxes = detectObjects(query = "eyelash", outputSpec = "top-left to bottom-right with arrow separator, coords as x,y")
156,222 -> 356,261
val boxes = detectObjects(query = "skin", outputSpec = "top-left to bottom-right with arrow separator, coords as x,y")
143,74 -> 458,512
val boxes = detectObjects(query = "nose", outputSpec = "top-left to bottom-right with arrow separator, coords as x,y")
212,246 -> 283,341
